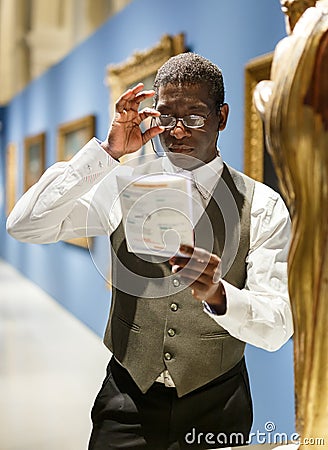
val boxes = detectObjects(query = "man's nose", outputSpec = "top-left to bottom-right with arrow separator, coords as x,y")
169,120 -> 191,139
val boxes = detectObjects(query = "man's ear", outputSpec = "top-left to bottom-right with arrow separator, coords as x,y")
218,103 -> 229,131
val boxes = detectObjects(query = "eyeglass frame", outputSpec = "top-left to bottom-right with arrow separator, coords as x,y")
149,104 -> 223,157
152,104 -> 222,130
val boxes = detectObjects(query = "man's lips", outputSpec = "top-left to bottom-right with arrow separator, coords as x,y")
168,145 -> 194,153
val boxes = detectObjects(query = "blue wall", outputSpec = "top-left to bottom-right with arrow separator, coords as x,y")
0,0 -> 295,438
0,107 -> 6,233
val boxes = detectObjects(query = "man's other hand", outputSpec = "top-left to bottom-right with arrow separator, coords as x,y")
169,244 -> 227,315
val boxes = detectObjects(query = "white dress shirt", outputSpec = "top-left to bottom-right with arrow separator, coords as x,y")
7,138 -> 294,364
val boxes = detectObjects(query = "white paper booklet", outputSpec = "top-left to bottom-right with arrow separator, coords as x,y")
116,174 -> 194,257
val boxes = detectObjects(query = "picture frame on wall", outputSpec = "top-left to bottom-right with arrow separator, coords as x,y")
58,115 -> 95,162
6,142 -> 18,216
57,114 -> 96,249
106,33 -> 185,165
243,52 -> 280,192
24,132 -> 46,193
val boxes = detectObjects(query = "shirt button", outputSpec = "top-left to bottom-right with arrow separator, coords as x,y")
167,328 -> 176,337
164,352 -> 172,361
172,278 -> 180,287
170,303 -> 178,312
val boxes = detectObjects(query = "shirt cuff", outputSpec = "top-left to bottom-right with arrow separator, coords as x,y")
203,279 -> 250,333
69,137 -> 119,182
202,301 -> 218,315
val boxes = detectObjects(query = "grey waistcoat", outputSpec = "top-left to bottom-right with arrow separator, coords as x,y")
104,163 -> 255,397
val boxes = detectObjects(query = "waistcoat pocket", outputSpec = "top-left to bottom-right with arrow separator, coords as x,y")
200,330 -> 229,339
114,314 -> 140,332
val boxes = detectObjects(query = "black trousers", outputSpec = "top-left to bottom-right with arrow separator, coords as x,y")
89,357 -> 253,450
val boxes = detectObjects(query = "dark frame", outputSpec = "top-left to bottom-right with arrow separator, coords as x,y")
244,52 -> 273,182
24,132 -> 46,192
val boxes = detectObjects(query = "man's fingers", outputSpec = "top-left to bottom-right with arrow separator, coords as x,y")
170,246 -> 220,272
135,90 -> 155,104
138,107 -> 160,122
212,265 -> 222,284
115,87 -> 137,112
169,245 -> 221,284
142,125 -> 165,145
177,268 -> 213,286
121,83 -> 144,99
116,85 -> 155,113
114,105 -> 157,125
179,245 -> 220,265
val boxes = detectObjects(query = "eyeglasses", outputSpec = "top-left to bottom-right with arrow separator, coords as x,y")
154,108 -> 216,130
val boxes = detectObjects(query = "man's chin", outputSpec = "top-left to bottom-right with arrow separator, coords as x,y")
166,152 -> 204,171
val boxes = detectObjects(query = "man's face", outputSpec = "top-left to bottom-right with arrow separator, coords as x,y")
155,82 -> 228,169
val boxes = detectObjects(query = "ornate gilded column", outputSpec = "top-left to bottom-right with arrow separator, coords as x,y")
254,0 -> 328,447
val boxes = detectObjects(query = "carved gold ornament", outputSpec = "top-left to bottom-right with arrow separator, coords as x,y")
254,1 -> 328,447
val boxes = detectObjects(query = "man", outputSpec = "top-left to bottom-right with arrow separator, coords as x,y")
7,53 -> 293,449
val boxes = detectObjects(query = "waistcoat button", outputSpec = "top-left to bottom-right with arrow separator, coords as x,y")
167,328 -> 176,337
164,352 -> 172,361
172,278 -> 180,287
170,303 -> 178,312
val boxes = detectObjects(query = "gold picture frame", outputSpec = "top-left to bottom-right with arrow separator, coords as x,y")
57,114 -> 96,248
244,52 -> 273,182
106,33 -> 185,163
107,33 -> 185,112
58,115 -> 95,162
6,142 -> 17,216
24,132 -> 46,192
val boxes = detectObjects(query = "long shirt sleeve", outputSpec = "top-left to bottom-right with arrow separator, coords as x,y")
204,182 -> 293,351
6,138 -> 122,243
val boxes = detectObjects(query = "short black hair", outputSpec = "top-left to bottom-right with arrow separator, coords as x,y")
153,52 -> 225,112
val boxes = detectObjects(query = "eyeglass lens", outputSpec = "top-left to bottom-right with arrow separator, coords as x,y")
155,115 -> 206,129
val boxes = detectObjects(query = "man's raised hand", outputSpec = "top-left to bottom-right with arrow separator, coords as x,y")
101,83 -> 164,160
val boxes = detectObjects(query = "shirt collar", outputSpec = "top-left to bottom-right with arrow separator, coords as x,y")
162,150 -> 224,199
